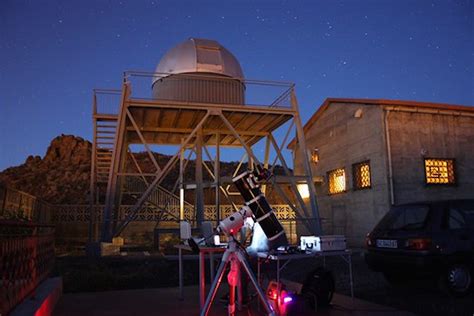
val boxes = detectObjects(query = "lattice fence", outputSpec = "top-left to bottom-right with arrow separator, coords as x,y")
52,204 -> 295,223
0,221 -> 55,315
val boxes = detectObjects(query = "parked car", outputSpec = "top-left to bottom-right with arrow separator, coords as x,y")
365,199 -> 474,296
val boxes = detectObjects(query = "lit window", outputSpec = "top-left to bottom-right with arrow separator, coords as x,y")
424,158 -> 455,184
311,149 -> 319,164
328,168 -> 346,194
297,184 -> 310,199
353,161 -> 371,190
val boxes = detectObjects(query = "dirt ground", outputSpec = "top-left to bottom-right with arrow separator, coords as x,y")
54,251 -> 474,316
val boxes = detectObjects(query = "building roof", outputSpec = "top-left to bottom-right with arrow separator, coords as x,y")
288,98 -> 474,149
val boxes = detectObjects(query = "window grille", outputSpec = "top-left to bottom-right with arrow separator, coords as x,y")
424,158 -> 455,184
353,161 -> 371,190
328,168 -> 346,194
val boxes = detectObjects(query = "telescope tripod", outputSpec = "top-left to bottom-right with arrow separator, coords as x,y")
200,238 -> 276,316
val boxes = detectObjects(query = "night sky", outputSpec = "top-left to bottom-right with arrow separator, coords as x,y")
1,0 -> 473,170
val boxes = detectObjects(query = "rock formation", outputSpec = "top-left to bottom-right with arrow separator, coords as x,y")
0,135 -> 91,204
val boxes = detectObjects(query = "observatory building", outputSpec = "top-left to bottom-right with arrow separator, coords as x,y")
89,38 -> 321,245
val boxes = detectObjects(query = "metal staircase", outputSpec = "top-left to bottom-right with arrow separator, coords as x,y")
116,176 -> 194,234
93,115 -> 118,184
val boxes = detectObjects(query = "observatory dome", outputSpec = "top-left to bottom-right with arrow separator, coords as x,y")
154,38 -> 244,80
152,38 -> 245,105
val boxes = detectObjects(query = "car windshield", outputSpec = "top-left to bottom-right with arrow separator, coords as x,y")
375,205 -> 430,232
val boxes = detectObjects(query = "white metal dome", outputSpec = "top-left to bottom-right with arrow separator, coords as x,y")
153,38 -> 244,80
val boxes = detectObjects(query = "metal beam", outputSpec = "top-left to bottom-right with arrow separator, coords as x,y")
200,145 -> 239,213
217,113 -> 259,165
195,128 -> 204,226
102,82 -> 130,242
179,139 -> 185,221
125,126 -> 268,136
173,147 -> 193,195
88,94 -> 98,243
126,109 -> 161,173
268,133 -> 312,221
128,150 -> 148,184
261,135 -> 271,195
270,120 -> 295,174
215,133 -> 221,224
113,111 -> 211,236
291,90 -> 322,235
218,111 -> 314,233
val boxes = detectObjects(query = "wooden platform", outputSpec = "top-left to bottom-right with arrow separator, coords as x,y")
125,98 -> 294,146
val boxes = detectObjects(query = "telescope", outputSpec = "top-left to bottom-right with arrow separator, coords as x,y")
198,168 -> 289,316
232,167 -> 288,250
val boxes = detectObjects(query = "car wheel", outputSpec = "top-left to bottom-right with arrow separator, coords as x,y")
439,264 -> 472,297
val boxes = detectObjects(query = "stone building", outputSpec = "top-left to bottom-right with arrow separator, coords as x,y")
290,98 -> 474,246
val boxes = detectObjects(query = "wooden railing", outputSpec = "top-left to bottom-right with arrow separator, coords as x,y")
0,221 -> 55,315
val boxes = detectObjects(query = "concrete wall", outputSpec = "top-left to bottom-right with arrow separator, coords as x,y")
388,110 -> 474,203
295,103 -> 391,246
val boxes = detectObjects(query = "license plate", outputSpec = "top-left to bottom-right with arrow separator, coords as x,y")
376,239 -> 398,248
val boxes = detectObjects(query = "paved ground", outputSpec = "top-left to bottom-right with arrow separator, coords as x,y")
54,285 -> 414,316
318,253 -> 474,316
53,250 -> 474,316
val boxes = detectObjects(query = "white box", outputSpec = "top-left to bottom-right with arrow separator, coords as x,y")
180,220 -> 191,240
300,235 -> 346,252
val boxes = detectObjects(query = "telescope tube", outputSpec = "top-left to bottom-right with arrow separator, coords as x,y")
233,170 -> 288,249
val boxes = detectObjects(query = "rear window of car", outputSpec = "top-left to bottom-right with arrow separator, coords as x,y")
376,204 -> 430,231
448,201 -> 474,228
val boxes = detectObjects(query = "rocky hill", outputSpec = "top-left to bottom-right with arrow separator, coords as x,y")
0,135 -> 289,204
0,135 -> 92,204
